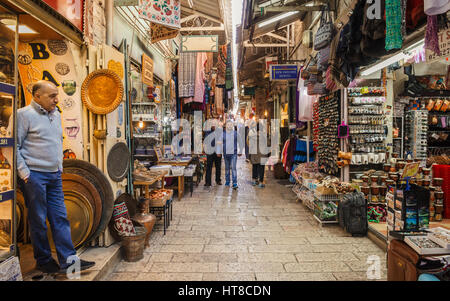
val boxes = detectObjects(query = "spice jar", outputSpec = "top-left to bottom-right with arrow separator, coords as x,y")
361,176 -> 369,183
416,179 -> 423,186
370,175 -> 379,184
435,191 -> 444,200
383,164 -> 391,172
371,185 -> 380,196
406,159 -> 413,163
361,186 -> 370,195
433,178 -> 444,187
410,177 -> 416,185
423,178 -> 431,187
398,161 -> 406,169
380,176 -> 388,184
392,153 -> 399,158
386,179 -> 394,187
422,168 -> 431,176
380,186 -> 387,196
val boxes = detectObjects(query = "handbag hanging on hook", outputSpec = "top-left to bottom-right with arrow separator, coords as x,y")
314,3 -> 335,51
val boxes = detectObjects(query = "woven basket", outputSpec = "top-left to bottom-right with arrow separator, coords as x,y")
121,226 -> 147,262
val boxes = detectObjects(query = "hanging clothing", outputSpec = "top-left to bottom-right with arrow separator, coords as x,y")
424,0 -> 450,15
225,44 -> 234,91
194,52 -> 208,103
425,15 -> 441,56
386,0 -> 404,51
178,52 -> 196,98
215,86 -> 224,115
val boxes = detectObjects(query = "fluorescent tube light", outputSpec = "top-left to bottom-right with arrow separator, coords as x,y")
188,0 -> 194,8
5,24 -> 37,34
360,40 -> 425,76
257,11 -> 298,28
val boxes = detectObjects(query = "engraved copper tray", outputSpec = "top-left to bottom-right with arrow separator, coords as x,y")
81,69 -> 124,115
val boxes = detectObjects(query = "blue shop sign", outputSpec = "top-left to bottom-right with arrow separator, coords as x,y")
270,65 -> 298,81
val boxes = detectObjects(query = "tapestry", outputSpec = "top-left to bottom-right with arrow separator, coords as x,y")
150,22 -> 179,44
17,40 -> 83,159
178,52 -> 196,98
138,0 -> 181,29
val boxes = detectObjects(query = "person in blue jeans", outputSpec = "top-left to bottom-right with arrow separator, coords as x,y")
222,120 -> 244,189
17,81 -> 95,274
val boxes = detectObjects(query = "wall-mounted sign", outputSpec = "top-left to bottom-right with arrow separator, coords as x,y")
142,53 -> 154,87
270,64 -> 298,81
138,0 -> 181,29
42,0 -> 84,31
181,35 -> 219,52
150,22 -> 179,44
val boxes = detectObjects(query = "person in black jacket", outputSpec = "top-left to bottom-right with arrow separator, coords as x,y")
204,125 -> 222,186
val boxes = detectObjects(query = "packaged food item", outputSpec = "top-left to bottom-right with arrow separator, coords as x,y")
441,100 -> 449,112
434,99 -> 443,111
426,99 -> 436,111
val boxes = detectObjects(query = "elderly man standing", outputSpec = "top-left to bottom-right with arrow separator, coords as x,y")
17,81 -> 95,274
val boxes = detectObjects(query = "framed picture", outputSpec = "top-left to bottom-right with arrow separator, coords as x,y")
154,147 -> 163,161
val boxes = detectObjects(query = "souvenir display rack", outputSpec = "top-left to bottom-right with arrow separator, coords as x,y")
318,91 -> 341,177
405,110 -> 428,160
347,87 -> 387,179
0,82 -> 15,262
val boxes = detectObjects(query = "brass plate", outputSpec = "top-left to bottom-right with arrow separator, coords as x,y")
81,69 -> 124,115
62,173 -> 102,237
47,191 -> 94,250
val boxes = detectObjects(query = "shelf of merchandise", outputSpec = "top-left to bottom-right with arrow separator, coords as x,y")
132,114 -> 156,122
313,214 -> 339,225
131,102 -> 157,106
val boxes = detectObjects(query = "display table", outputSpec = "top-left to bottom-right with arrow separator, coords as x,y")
157,158 -> 192,200
133,172 -> 167,199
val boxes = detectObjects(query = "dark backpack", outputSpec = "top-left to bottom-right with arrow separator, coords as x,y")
338,191 -> 368,236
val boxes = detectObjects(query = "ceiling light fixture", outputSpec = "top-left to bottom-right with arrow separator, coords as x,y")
360,40 -> 424,76
257,11 -> 298,28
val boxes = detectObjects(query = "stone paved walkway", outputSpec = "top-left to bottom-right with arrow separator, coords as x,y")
105,157 -> 387,281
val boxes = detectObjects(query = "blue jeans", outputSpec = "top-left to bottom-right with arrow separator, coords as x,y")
19,170 -> 76,268
224,155 -> 237,185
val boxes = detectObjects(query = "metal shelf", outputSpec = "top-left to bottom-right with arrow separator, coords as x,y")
313,214 -> 338,225
131,102 -> 157,106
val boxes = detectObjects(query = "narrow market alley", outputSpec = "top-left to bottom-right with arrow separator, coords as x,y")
104,157 -> 387,281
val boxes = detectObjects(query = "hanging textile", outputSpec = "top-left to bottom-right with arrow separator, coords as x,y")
425,15 -> 441,56
217,45 -> 227,86
194,52 -> 208,103
215,86 -> 224,115
178,52 -> 196,98
225,44 -> 234,90
386,0 -> 404,51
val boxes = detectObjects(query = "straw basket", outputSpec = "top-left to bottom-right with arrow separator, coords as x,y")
120,226 -> 147,262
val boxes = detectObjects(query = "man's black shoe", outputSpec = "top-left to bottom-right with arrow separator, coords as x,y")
36,259 -> 60,274
216,181 -> 222,185
204,183 -> 211,187
59,259 -> 95,274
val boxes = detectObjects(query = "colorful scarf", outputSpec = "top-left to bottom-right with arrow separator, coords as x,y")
385,0 -> 403,51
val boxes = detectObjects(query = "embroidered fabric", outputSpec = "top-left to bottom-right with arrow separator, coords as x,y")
178,52 -> 196,98
425,15 -> 441,56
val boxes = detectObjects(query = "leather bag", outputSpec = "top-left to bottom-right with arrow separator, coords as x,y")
314,5 -> 335,51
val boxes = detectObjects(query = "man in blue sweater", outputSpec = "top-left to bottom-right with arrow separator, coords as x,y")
222,120 -> 243,189
17,81 -> 95,274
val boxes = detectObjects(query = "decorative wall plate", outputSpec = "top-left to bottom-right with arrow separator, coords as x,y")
81,69 -> 124,115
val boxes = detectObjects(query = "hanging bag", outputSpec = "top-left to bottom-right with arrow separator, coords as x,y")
314,5 -> 335,51
318,45 -> 331,71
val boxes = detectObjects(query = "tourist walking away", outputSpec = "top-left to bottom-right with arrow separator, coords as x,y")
248,122 -> 268,188
17,81 -> 95,274
222,120 -> 243,189
204,124 -> 222,186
